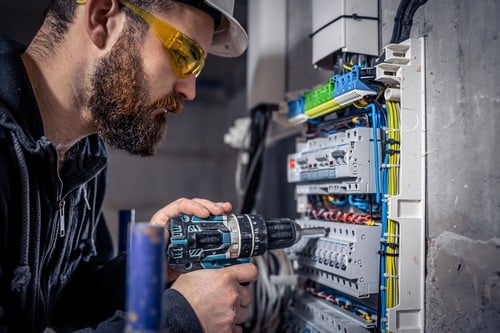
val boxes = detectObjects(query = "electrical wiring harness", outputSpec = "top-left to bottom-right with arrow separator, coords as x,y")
283,59 -> 404,332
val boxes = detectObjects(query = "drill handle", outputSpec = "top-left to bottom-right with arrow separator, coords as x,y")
167,214 -> 236,272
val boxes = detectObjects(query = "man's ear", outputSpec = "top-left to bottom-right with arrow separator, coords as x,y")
83,0 -> 123,49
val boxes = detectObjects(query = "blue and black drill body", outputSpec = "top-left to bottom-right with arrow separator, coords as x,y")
167,214 -> 326,271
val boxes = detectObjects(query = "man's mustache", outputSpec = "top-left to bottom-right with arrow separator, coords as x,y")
151,93 -> 184,115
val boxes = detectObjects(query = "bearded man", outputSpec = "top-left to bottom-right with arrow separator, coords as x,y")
0,0 -> 256,332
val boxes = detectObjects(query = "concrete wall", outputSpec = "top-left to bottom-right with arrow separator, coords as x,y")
384,0 -> 500,331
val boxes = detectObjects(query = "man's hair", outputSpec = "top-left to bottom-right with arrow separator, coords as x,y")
34,0 -> 170,54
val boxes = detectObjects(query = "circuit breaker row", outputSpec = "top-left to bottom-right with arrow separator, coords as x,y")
292,219 -> 381,298
288,127 -> 381,194
284,293 -> 374,333
286,125 -> 382,327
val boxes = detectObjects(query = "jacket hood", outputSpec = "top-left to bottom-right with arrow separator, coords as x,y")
0,36 -> 44,145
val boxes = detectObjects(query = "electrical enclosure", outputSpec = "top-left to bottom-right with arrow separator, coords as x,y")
311,0 -> 379,70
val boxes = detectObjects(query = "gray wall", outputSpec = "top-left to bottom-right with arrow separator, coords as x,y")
389,0 -> 500,331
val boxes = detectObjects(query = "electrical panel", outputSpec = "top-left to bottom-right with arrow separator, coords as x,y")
280,38 -> 425,333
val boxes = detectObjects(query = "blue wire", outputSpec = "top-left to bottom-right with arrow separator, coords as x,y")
366,103 -> 381,204
348,195 -> 369,211
330,198 -> 348,206
318,286 -> 377,315
380,161 -> 389,331
380,103 -> 389,332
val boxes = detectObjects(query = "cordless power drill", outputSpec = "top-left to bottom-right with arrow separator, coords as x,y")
167,214 -> 328,271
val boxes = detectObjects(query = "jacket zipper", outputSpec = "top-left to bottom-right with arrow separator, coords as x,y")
59,200 -> 66,237
83,187 -> 91,210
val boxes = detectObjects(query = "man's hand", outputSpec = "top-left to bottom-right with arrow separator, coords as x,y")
171,263 -> 258,333
149,197 -> 232,281
150,197 -> 232,226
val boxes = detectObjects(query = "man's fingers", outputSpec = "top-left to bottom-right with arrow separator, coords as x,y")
234,305 -> 250,327
237,281 -> 253,308
167,267 -> 183,282
150,197 -> 209,225
226,263 -> 259,285
191,198 -> 232,215
150,198 -> 232,226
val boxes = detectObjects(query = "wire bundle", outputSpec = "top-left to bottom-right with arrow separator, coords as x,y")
305,206 -> 375,226
237,104 -> 276,214
390,0 -> 428,43
380,100 -> 401,332
244,250 -> 295,333
385,101 -> 400,309
305,287 -> 376,324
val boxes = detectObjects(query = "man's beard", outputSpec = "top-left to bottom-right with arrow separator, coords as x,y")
87,30 -> 183,157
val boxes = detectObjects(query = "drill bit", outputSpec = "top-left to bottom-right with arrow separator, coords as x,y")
298,226 -> 330,238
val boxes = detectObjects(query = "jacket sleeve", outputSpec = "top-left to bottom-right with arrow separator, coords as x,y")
161,289 -> 203,333
51,214 -> 128,330
52,215 -> 203,333
69,289 -> 203,333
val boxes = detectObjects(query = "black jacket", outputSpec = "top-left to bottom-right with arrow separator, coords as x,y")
0,36 -> 202,333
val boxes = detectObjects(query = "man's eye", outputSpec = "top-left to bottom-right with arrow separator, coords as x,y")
189,45 -> 202,60
170,49 -> 189,67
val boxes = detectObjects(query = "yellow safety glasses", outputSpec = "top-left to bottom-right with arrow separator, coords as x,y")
76,0 -> 206,78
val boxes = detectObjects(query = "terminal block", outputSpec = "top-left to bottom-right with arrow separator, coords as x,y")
304,66 -> 377,119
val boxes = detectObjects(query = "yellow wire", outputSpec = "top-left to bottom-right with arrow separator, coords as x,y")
385,100 -> 401,323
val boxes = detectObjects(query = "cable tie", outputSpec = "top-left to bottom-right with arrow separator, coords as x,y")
380,240 -> 399,248
383,233 -> 400,238
384,273 -> 399,279
381,164 -> 400,169
378,250 -> 400,257
387,149 -> 400,155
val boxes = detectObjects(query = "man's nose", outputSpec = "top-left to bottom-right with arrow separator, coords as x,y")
174,75 -> 196,101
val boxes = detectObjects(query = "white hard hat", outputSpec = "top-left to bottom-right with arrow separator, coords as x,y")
176,0 -> 248,57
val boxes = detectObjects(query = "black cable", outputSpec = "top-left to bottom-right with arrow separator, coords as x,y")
391,0 -> 428,44
399,0 -> 428,42
309,14 -> 379,39
239,104 -> 278,214
390,0 -> 411,43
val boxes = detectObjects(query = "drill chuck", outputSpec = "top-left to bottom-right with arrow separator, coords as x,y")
167,214 -> 327,271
